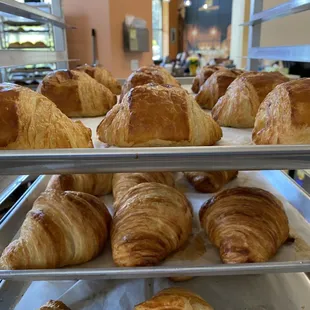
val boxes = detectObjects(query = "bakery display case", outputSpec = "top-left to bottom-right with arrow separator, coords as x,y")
0,0 -> 310,309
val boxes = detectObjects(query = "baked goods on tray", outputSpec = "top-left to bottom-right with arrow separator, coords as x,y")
199,187 -> 289,264
253,78 -> 310,144
135,287 -> 214,310
195,69 -> 243,109
111,182 -> 192,267
37,69 -> 117,117
0,190 -> 111,269
184,171 -> 238,193
75,64 -> 121,95
47,173 -> 113,196
39,300 -> 71,310
211,71 -> 289,128
97,83 -> 222,147
0,83 -> 93,149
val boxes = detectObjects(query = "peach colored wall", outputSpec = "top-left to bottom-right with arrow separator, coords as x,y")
63,0 -> 152,78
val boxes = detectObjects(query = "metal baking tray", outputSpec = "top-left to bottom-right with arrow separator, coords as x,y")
0,175 -> 28,205
0,170 -> 310,281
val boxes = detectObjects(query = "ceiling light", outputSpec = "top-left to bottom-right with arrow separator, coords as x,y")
184,0 -> 192,7
203,3 -> 208,9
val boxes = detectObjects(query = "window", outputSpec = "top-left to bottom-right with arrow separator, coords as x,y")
152,0 -> 163,61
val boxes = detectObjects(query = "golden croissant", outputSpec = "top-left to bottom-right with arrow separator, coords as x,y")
184,171 -> 238,193
111,182 -> 192,267
38,69 -> 116,117
97,83 -> 222,147
0,190 -> 111,269
195,69 -> 243,109
211,71 -> 289,128
199,187 -> 289,263
135,287 -> 214,310
0,83 -> 93,149
253,78 -> 310,144
39,300 -> 71,310
112,172 -> 175,208
120,65 -> 180,101
75,64 -> 121,95
47,173 -> 113,196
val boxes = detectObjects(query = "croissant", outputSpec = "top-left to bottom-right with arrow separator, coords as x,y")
38,69 -> 117,117
0,83 -> 93,149
47,173 -> 113,195
195,69 -> 243,109
111,182 -> 192,267
135,288 -> 214,310
253,78 -> 310,144
97,83 -> 222,147
211,72 -> 289,128
75,64 -> 121,95
184,171 -> 238,193
112,172 -> 175,207
199,187 -> 289,263
191,65 -> 225,94
0,190 -> 111,269
120,65 -> 180,101
39,300 -> 71,310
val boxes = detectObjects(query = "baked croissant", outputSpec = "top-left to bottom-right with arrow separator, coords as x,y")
47,173 -> 113,195
120,65 -> 180,101
184,171 -> 238,193
111,182 -> 192,267
0,83 -> 93,149
112,172 -> 175,207
191,65 -> 225,94
38,69 -> 116,117
195,69 -> 243,109
75,64 -> 121,95
0,190 -> 111,269
211,71 -> 289,128
135,288 -> 214,310
97,83 -> 222,147
253,78 -> 310,144
199,187 -> 289,263
39,300 -> 71,310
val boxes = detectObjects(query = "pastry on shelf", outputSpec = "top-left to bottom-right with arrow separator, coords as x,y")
112,172 -> 175,208
253,78 -> 310,144
47,173 -> 113,196
111,182 -> 192,267
195,69 -> 243,109
184,171 -> 238,193
76,64 -> 122,95
120,65 -> 180,101
0,190 -> 111,269
135,288 -> 214,310
39,300 -> 71,310
37,69 -> 117,117
191,65 -> 226,94
211,71 -> 289,128
21,41 -> 34,48
8,42 -> 21,48
97,83 -> 222,147
199,187 -> 289,264
0,83 -> 93,149
34,41 -> 48,48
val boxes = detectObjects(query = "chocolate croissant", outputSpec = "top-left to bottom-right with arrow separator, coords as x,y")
0,83 -> 93,149
199,187 -> 289,263
97,83 -> 222,147
47,173 -> 113,196
253,78 -> 310,144
184,171 -> 238,193
135,288 -> 214,310
75,64 -> 121,95
211,72 -> 289,128
38,69 -> 117,117
195,69 -> 243,109
0,190 -> 111,269
112,172 -> 175,207
39,300 -> 71,310
111,182 -> 192,267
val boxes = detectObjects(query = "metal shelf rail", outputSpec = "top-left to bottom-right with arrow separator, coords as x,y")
246,0 -> 310,70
